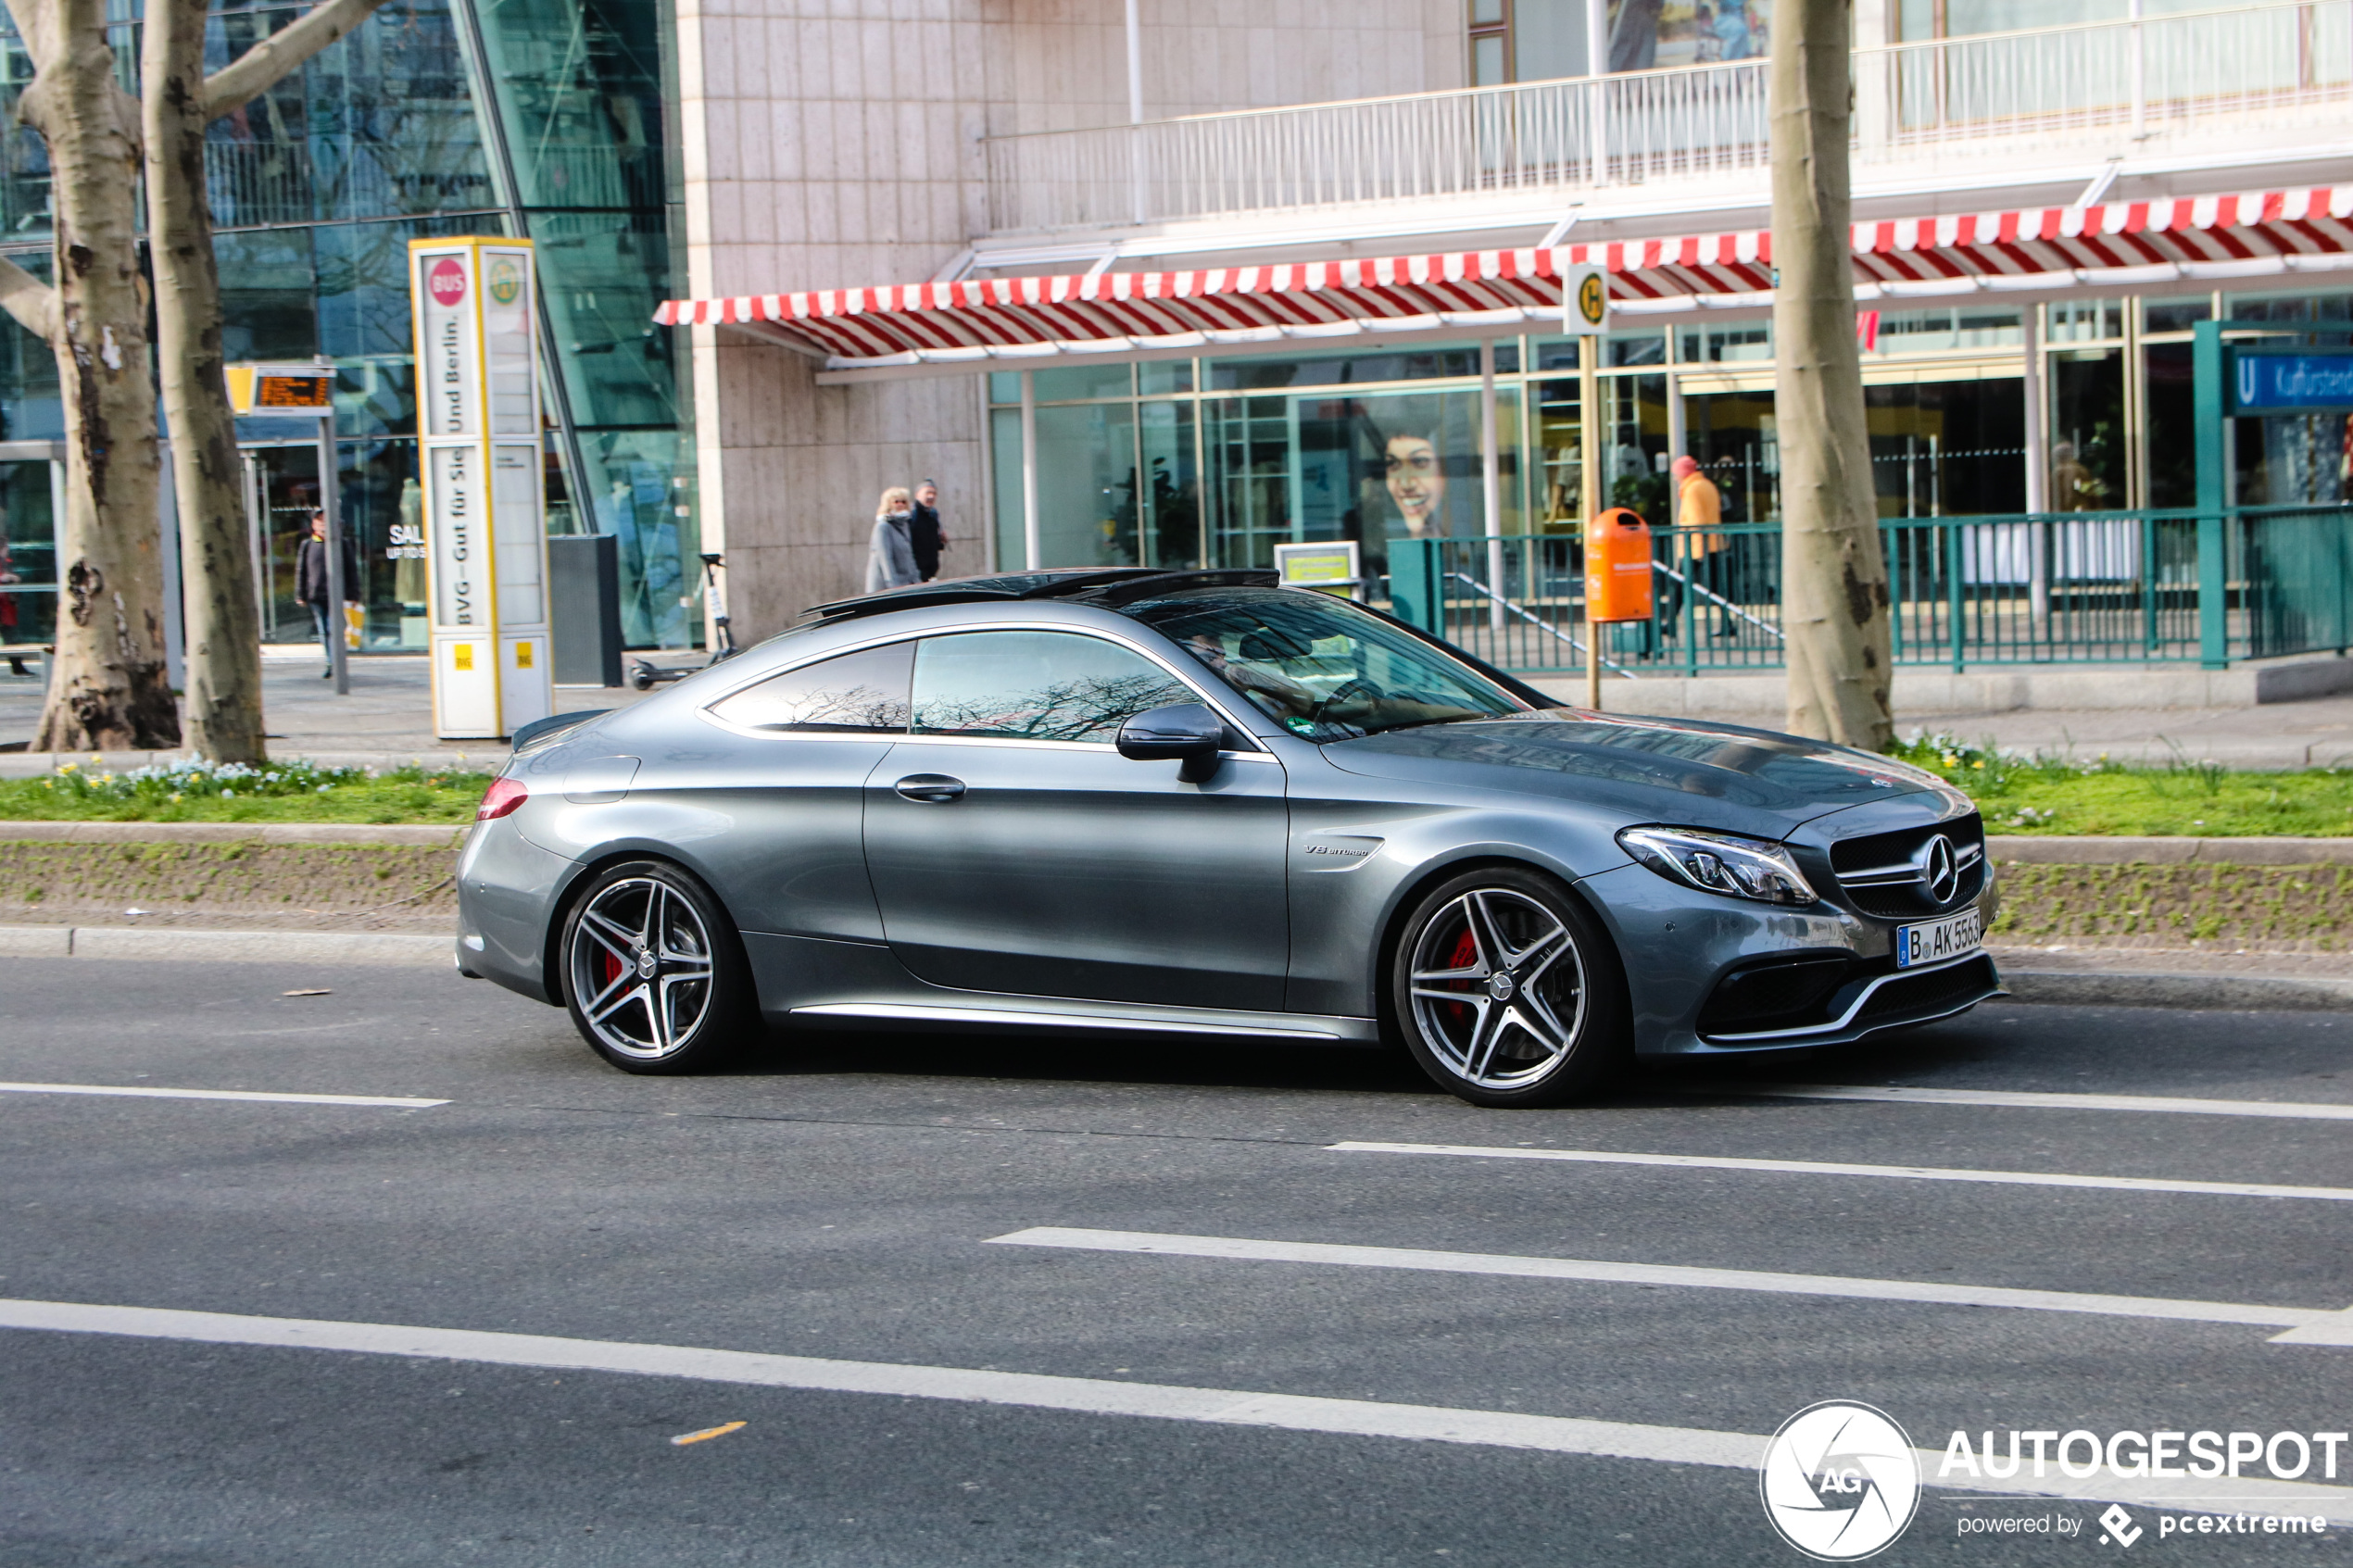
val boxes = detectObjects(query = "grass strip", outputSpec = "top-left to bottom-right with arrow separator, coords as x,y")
1885,734 -> 2353,837
0,759 -> 494,824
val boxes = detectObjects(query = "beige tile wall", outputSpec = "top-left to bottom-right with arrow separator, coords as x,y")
678,0 -> 1467,634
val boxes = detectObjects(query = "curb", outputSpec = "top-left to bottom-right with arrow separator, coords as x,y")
0,925 -> 453,966
1998,968 -> 2353,1012
1987,835 -> 2353,866
0,821 -> 466,847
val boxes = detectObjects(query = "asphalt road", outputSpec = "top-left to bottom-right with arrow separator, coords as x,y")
2,959 -> 2350,1566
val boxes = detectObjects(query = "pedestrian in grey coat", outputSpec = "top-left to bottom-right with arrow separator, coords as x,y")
865,486 -> 921,594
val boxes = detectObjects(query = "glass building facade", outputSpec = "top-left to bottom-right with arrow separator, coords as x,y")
0,0 -> 694,659
987,288 -> 2353,581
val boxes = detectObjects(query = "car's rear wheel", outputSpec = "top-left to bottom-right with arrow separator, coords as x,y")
1390,866 -> 1629,1107
560,859 -> 753,1074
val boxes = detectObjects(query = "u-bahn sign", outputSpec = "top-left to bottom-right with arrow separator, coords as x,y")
409,237 -> 552,739
2230,350 -> 2353,414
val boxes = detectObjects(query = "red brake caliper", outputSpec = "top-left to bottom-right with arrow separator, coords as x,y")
1444,927 -> 1479,1025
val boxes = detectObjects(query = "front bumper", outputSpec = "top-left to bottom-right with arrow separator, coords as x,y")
1579,862 -> 2003,1058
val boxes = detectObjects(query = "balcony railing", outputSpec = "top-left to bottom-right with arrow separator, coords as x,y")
984,0 -> 2352,234
1381,507 -> 2353,677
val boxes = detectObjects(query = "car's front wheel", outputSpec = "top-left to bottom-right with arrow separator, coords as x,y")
1390,866 -> 1629,1107
560,859 -> 754,1073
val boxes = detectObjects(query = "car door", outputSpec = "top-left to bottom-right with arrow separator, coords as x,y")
863,627 -> 1290,1011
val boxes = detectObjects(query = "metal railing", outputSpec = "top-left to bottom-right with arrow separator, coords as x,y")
985,0 -> 2352,232
1383,507 -> 2353,676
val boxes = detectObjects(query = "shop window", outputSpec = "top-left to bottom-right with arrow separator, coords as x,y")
1867,308 -> 2020,354
1209,343 -> 1512,392
1681,390 -> 1779,522
2144,342 -> 2197,508
1139,359 -> 1194,396
2049,349 -> 2125,509
989,372 -> 1022,407
2144,297 -> 2211,335
2224,291 -> 2353,326
2046,298 -> 2124,344
1032,364 -> 1135,403
1677,322 -> 1772,363
1864,380 -> 2025,517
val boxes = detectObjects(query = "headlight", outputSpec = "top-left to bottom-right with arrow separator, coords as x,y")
1617,825 -> 1818,906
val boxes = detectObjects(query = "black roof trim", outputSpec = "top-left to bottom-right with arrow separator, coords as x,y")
799,568 -> 1278,625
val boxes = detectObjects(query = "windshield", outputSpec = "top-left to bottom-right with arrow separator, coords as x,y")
1116,587 -> 1530,742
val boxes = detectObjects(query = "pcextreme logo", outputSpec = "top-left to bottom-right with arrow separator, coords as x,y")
1759,1400 -> 1922,1561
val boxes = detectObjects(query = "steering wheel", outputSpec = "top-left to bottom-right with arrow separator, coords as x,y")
1310,677 -> 1384,724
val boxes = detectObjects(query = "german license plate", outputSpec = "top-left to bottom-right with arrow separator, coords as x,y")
1894,906 -> 1983,969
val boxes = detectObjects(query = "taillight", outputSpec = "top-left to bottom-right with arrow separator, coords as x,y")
476,776 -> 529,822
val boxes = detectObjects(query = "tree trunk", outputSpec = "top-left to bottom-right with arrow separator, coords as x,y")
1770,0 -> 1893,750
17,0 -> 176,752
141,0 -> 387,760
145,0 -> 265,762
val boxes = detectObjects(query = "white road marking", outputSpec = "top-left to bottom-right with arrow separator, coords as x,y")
0,1081 -> 446,1109
0,1296 -> 2344,1518
989,1228 -> 2353,1345
1330,1141 -> 2353,1203
1692,1082 -> 2353,1122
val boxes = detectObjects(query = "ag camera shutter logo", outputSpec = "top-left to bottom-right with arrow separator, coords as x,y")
1759,1400 -> 1921,1560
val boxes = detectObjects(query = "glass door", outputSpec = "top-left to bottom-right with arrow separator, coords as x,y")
243,445 -> 325,645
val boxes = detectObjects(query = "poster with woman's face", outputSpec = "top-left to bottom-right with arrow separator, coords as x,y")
1362,394 -> 1478,543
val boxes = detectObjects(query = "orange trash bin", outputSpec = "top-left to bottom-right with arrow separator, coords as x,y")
1584,507 -> 1654,622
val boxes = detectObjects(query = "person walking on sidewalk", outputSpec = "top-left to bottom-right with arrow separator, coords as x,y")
1668,455 -> 1735,639
294,508 -> 359,679
866,487 -> 922,595
910,479 -> 950,582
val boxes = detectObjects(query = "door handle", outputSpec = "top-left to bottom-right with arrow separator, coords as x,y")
894,773 -> 966,803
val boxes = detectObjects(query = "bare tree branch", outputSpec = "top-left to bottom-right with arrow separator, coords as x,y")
200,0 -> 387,119
0,252 -> 57,340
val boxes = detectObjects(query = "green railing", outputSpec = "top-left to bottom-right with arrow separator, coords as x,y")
1384,508 -> 2353,676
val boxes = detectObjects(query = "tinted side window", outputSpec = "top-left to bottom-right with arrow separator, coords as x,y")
708,643 -> 912,733
911,631 -> 1193,743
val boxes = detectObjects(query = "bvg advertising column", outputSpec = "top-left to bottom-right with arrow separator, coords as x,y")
409,237 -> 553,739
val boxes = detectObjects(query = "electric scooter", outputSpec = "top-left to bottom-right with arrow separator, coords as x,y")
628,553 -> 737,690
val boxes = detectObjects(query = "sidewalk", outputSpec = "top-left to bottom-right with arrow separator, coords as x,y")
0,649 -> 694,775
8,651 -> 2353,772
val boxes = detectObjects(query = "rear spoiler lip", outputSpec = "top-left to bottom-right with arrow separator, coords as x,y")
510,709 -> 612,756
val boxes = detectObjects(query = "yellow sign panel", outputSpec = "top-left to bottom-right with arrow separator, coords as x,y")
453,644 -> 474,672
515,641 -> 534,670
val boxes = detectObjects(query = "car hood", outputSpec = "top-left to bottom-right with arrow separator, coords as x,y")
1321,709 -> 1965,835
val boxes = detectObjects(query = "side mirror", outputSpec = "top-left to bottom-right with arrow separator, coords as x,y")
1117,702 -> 1227,783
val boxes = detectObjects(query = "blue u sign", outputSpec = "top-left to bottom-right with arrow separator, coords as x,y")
2233,351 -> 2353,413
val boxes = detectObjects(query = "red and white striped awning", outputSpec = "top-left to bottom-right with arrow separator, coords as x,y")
656,184 -> 2353,374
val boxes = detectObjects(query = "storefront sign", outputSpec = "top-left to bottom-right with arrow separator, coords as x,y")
409,237 -> 550,739
2231,351 -> 2353,413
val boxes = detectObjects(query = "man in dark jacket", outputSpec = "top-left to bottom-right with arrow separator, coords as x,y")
909,479 -> 947,582
294,508 -> 359,678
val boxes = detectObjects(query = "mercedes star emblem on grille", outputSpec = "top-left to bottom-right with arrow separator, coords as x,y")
1920,834 -> 1960,905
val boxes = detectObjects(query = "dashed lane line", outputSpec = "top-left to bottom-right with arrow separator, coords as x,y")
0,1081 -> 447,1109
1690,1083 -> 2353,1121
988,1228 -> 2353,1347
0,1296 -> 2346,1518
1329,1141 -> 2353,1202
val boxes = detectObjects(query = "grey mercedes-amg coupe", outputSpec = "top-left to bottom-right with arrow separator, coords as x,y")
455,569 -> 1998,1107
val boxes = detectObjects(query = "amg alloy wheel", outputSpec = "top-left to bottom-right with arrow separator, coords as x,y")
1391,866 -> 1628,1107
561,860 -> 752,1073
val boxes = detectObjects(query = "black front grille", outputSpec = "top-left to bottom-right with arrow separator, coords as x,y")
1829,813 -> 1986,919
1854,952 -> 2000,1026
